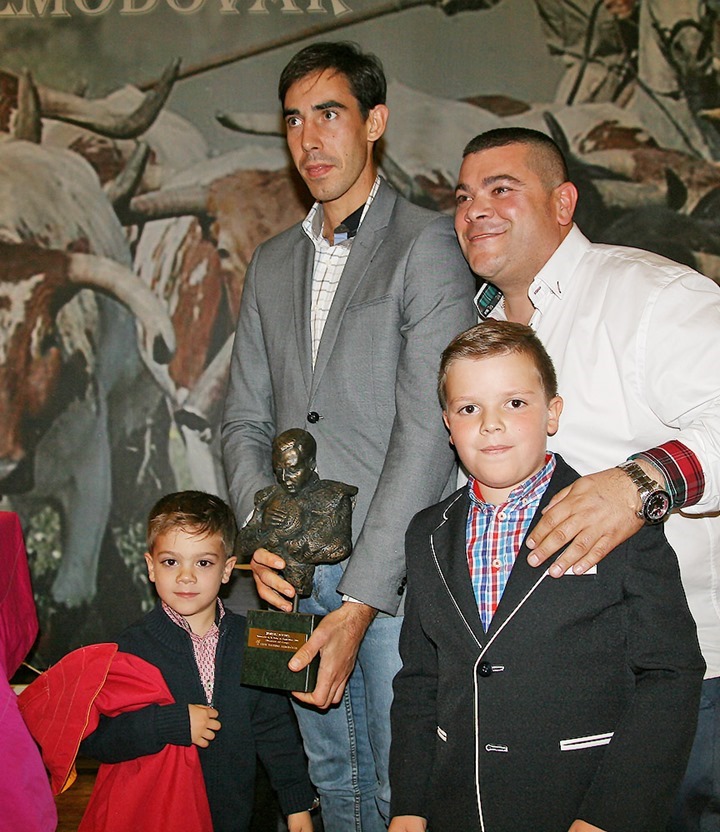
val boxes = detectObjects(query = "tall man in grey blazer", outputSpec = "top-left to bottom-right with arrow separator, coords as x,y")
221,42 -> 475,831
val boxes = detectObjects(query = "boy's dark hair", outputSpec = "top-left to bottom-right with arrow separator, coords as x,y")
462,127 -> 569,189
147,490 -> 237,557
438,320 -> 558,408
278,41 -> 387,119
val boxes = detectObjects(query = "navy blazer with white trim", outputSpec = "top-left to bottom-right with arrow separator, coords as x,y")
390,455 -> 705,832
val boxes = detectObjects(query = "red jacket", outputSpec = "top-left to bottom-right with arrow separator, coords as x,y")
18,642 -> 212,832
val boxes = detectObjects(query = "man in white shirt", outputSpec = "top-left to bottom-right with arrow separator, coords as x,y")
453,126 -> 720,832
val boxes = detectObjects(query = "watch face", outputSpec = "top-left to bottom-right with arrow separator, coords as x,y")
644,491 -> 671,523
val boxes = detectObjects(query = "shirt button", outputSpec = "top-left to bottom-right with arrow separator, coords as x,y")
497,511 -> 506,520
307,412 -> 321,424
491,558 -> 502,569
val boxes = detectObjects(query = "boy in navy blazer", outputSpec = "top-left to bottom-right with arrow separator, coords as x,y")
389,321 -> 705,832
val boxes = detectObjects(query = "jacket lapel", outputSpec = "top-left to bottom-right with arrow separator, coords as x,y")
292,234 -> 315,395
310,179 -> 396,396
486,457 -> 578,640
430,490 -> 486,647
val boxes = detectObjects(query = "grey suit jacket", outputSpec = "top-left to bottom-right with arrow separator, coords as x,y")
221,177 -> 476,614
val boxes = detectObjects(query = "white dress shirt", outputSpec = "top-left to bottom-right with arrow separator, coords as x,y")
483,225 -> 720,676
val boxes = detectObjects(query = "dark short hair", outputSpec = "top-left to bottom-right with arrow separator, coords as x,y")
462,127 -> 569,188
278,41 -> 386,119
438,320 -> 558,408
147,490 -> 237,557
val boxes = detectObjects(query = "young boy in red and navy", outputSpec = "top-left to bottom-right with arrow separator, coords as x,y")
389,321 -> 705,832
81,490 -> 316,832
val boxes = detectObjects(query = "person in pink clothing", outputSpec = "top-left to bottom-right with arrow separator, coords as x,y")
0,511 -> 57,832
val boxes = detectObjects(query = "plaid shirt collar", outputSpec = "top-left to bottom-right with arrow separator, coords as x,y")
468,453 -> 556,511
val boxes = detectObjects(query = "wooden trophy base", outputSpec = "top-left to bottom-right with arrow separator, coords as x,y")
242,608 -> 321,692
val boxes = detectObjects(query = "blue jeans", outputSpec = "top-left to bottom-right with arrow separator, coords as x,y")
668,676 -> 720,831
292,562 -> 403,832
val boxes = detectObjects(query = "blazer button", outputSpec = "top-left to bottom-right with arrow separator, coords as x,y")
478,661 -> 493,677
397,577 -> 407,596
307,411 -> 321,424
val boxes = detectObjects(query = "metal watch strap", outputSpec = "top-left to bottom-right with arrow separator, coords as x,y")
616,460 -> 670,523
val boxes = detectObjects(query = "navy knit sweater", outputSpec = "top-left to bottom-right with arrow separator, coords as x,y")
81,603 -> 315,831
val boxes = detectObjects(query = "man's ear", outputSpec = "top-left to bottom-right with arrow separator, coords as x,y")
222,556 -> 237,583
367,103 -> 388,143
546,395 -> 564,436
144,552 -> 156,583
554,182 -> 577,227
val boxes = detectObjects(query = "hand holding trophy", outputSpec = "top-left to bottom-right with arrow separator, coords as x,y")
237,429 -> 357,691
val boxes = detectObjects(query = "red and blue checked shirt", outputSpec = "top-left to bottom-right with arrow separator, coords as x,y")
466,454 -> 556,631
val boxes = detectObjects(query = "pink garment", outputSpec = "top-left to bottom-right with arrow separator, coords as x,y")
0,511 -> 57,832
19,643 -> 213,832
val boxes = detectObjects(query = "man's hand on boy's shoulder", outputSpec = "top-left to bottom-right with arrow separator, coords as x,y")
189,704 -> 221,747
568,820 -> 606,832
388,816 -> 427,832
526,466 -> 644,577
287,810 -> 314,832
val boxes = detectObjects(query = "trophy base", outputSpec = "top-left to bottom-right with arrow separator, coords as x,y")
242,608 -> 322,692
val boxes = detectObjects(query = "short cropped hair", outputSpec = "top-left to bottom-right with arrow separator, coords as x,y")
147,490 -> 237,557
274,428 -> 317,463
462,127 -> 569,189
438,320 -> 558,409
278,41 -> 386,119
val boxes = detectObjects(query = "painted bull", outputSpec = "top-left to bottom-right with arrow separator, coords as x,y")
0,140 -> 175,607
129,154 -> 311,494
2,61 -> 209,203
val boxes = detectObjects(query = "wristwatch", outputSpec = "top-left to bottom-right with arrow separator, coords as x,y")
616,461 -> 672,524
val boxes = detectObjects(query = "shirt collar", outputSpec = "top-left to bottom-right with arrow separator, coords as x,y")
475,225 -> 589,320
162,597 -> 225,638
528,224 -> 587,310
468,452 -> 556,509
302,174 -> 381,246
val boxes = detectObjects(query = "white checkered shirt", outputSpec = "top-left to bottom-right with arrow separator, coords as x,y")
302,176 -> 380,366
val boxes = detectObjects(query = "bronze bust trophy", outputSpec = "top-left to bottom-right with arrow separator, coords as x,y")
237,429 -> 357,692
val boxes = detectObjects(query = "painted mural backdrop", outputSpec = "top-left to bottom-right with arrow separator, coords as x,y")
2,0 -> 720,668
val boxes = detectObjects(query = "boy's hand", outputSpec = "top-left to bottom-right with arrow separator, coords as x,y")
568,821 -> 606,832
189,704 -> 221,747
389,816 -> 427,831
287,810 -> 314,832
